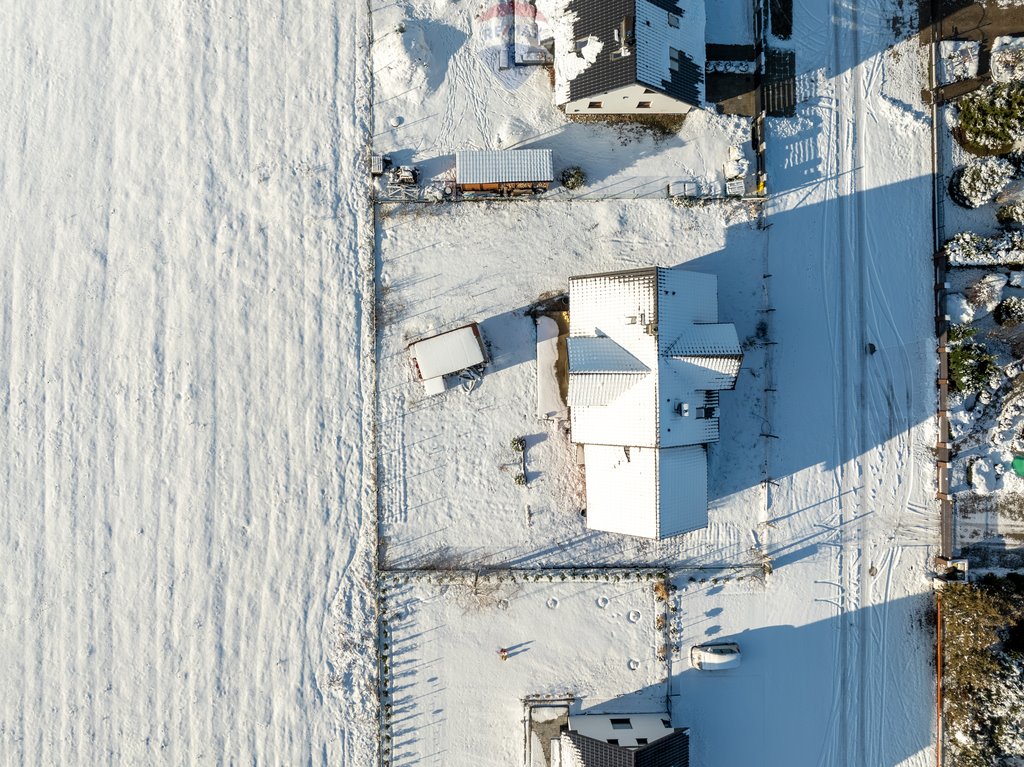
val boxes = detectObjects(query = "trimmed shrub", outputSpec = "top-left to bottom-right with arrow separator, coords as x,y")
997,200 -> 1024,228
949,157 -> 1015,208
995,296 -> 1024,326
948,323 -> 978,343
560,166 -> 586,190
945,230 -> 1024,266
955,82 -> 1024,155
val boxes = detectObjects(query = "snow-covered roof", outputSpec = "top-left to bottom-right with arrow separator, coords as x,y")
455,149 -> 554,185
567,713 -> 675,749
635,0 -> 705,105
408,324 -> 486,380
539,0 -> 705,106
568,267 -> 740,538
583,444 -> 708,537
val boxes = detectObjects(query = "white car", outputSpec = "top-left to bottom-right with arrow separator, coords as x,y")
689,642 -> 741,670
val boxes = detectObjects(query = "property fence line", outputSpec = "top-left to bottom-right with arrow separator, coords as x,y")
926,4 -> 951,764
377,564 -> 765,578
927,1 -> 952,565
372,191 -> 769,205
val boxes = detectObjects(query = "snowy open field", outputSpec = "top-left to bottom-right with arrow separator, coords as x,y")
2,0 -> 948,762
1,2 -> 377,763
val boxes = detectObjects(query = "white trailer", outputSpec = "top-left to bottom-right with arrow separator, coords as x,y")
408,323 -> 487,395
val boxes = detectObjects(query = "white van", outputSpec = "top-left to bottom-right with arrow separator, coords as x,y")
689,642 -> 741,670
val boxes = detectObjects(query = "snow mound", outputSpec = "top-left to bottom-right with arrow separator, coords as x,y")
992,36 -> 1024,83
948,292 -> 974,324
375,21 -> 433,97
940,40 -> 980,84
970,456 -> 1005,494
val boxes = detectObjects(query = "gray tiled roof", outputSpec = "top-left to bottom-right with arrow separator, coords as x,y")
563,729 -> 690,767
566,0 -> 703,106
567,0 -> 636,103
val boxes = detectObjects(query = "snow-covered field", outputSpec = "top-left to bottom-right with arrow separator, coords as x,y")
0,2 -> 376,763
2,0 -> 945,763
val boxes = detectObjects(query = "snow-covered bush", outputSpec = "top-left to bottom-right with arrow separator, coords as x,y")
946,230 -> 1024,266
955,82 -> 1024,155
560,166 -> 586,190
1009,150 -> 1024,176
966,272 -> 1007,313
997,200 -> 1024,228
948,323 -> 978,343
991,36 -> 1024,83
949,157 -> 1015,208
996,296 -> 1024,326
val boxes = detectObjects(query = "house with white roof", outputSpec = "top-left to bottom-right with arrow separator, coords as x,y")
567,267 -> 741,539
541,0 -> 705,114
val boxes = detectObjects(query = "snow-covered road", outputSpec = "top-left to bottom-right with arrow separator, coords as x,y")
0,3 -> 377,763
763,0 -> 939,764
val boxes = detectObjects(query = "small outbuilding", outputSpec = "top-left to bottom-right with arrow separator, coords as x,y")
408,323 -> 487,395
455,149 -> 554,196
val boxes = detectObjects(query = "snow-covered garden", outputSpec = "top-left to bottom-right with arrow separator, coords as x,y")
376,199 -> 770,569
941,58 -> 1024,567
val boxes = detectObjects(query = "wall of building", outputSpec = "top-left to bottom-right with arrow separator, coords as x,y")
564,83 -> 694,115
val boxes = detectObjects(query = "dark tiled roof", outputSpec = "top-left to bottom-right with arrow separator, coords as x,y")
566,0 -> 702,107
565,728 -> 690,767
636,729 -> 690,767
640,48 -> 702,107
566,0 -> 637,103
565,732 -> 636,767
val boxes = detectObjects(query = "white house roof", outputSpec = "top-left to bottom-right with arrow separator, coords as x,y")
455,149 -> 554,185
568,267 -> 740,538
567,712 -> 675,749
583,444 -> 707,538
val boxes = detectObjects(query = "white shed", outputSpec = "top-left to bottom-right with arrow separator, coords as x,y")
408,323 -> 487,394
